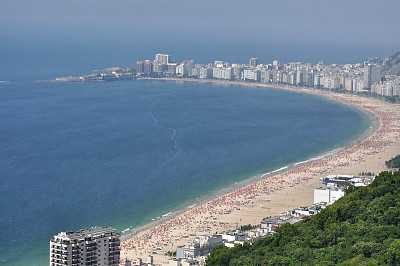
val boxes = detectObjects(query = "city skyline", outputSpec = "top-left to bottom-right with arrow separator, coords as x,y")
64,51 -> 398,97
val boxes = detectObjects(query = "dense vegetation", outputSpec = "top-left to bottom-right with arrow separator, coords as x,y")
386,155 -> 400,169
206,171 -> 400,265
240,224 -> 258,231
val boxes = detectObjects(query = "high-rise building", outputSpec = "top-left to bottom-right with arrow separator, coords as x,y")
155,54 -> 171,64
199,67 -> 213,79
136,60 -> 154,74
272,70 -> 282,83
176,63 -> 189,77
214,61 -> 224,67
233,67 -> 243,81
135,61 -> 144,73
312,74 -> 321,87
295,70 -> 303,85
50,227 -> 120,266
153,62 -> 167,73
249,58 -> 258,67
243,69 -> 261,82
353,77 -> 364,92
260,69 -> 271,83
363,64 -> 381,89
323,75 -> 340,89
212,67 -> 233,80
143,60 -> 153,74
186,60 -> 195,72
344,77 -> 353,91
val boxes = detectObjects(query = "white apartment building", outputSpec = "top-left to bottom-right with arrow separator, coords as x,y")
243,69 -> 260,82
344,77 -> 353,91
363,64 -> 381,89
249,58 -> 258,67
233,67 -> 243,81
50,227 -> 120,266
260,69 -> 271,83
176,235 -> 222,259
176,64 -> 189,77
352,77 -> 364,92
199,67 -> 213,79
313,74 -> 321,87
155,54 -> 171,64
213,67 -> 233,80
322,75 -> 340,89
314,187 -> 345,204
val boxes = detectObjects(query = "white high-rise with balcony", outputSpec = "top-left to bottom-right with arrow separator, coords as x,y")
155,53 -> 171,64
50,227 -> 120,266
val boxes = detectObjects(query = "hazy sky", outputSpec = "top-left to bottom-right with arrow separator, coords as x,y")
1,0 -> 400,71
2,0 -> 400,46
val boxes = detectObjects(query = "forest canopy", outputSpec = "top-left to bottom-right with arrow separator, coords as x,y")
206,170 -> 400,265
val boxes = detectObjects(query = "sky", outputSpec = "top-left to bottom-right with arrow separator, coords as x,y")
1,0 -> 400,68
2,0 -> 400,44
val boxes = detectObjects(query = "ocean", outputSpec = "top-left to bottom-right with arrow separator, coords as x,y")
0,78 -> 370,265
0,41 -> 372,265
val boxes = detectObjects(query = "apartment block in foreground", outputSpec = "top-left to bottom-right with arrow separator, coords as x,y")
50,226 -> 120,266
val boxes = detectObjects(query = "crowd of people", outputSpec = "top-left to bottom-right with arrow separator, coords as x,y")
119,84 -> 400,265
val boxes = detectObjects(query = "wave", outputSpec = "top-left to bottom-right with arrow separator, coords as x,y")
270,165 -> 289,174
294,160 -> 310,166
293,148 -> 343,166
122,225 -> 135,234
162,212 -> 172,217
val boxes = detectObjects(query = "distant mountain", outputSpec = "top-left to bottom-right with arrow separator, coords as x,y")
382,51 -> 400,76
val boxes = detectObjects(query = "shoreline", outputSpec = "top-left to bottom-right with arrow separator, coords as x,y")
119,78 -> 400,265
119,78 -> 375,238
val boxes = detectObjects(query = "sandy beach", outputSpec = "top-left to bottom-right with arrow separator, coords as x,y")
119,79 -> 400,265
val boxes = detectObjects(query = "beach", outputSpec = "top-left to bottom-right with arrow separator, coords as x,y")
119,79 -> 400,265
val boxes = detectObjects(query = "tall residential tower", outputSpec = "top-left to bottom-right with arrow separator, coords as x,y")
249,58 -> 258,67
155,53 -> 171,64
50,227 -> 120,266
363,64 -> 381,89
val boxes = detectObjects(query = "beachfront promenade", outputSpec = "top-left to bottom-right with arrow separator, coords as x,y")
118,80 -> 400,265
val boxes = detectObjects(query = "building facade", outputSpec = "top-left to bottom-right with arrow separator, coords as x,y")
314,187 -> 345,204
50,227 -> 120,266
176,235 -> 222,259
249,58 -> 258,67
363,64 -> 381,89
155,54 -> 171,65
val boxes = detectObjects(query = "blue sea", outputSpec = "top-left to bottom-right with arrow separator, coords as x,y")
0,79 -> 370,265
0,42 -> 373,265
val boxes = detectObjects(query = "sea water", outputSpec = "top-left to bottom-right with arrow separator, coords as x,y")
0,35 -> 375,266
0,79 -> 369,265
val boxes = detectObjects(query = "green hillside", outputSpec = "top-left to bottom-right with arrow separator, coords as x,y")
382,51 -> 400,76
386,155 -> 400,169
206,170 -> 400,265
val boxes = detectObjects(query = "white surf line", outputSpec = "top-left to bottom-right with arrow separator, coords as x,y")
270,165 -> 289,174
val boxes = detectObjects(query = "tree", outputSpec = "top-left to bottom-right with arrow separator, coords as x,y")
206,171 -> 400,265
